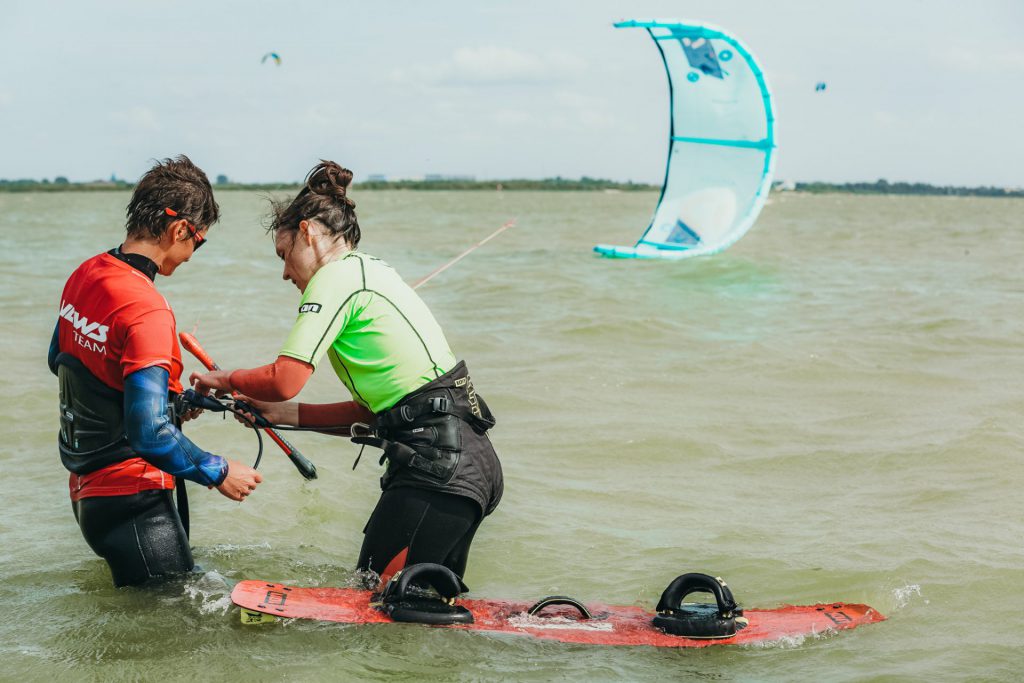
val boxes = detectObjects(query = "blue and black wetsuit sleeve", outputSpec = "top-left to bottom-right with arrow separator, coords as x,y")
123,366 -> 229,487
48,321 -> 60,375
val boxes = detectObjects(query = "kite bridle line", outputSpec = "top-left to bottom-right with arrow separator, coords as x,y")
411,218 -> 517,290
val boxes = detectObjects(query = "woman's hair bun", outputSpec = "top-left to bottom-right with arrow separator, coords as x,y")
269,158 -> 360,246
306,160 -> 353,199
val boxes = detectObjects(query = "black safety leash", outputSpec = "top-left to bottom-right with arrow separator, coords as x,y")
176,389 -> 362,471
176,389 -> 264,470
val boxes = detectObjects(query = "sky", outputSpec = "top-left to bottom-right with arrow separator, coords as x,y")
1,0 -> 1022,186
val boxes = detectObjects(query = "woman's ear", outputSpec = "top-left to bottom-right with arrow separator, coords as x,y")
298,219 -> 312,245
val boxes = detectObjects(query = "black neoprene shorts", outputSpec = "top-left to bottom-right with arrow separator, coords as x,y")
73,489 -> 193,587
357,487 -> 482,581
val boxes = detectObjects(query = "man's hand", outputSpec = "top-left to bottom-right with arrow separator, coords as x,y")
215,459 -> 264,501
179,405 -> 204,422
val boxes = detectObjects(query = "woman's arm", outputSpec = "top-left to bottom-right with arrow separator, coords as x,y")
298,401 -> 376,436
233,396 -> 374,437
191,355 -> 313,402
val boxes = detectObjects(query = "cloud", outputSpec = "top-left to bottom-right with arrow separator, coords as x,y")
110,106 -> 161,132
297,105 -> 334,130
551,91 -> 617,130
930,45 -> 1024,74
391,45 -> 587,87
871,110 -> 898,128
491,108 -> 533,126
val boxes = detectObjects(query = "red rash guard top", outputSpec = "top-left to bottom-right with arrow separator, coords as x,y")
58,252 -> 184,501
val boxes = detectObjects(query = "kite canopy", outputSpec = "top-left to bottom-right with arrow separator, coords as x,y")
595,20 -> 776,260
262,52 -> 282,66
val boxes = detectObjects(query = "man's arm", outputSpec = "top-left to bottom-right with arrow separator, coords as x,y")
47,321 -> 59,375
123,365 -> 228,486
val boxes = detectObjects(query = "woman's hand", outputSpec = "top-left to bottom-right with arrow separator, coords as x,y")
190,369 -> 233,396
233,394 -> 300,428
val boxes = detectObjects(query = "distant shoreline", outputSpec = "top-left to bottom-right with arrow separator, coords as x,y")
1,177 -> 1021,197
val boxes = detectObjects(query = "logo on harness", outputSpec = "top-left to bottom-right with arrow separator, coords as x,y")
454,376 -> 482,419
298,303 -> 322,314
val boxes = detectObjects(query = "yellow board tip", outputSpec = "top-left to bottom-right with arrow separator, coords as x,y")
240,608 -> 277,625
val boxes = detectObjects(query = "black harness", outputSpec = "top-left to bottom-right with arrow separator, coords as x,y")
56,352 -> 135,475
351,361 -> 495,485
56,351 -> 190,535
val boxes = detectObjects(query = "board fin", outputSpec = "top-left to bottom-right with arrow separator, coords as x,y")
240,607 -> 277,625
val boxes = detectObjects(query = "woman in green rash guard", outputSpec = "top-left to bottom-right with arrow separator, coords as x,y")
191,161 -> 503,584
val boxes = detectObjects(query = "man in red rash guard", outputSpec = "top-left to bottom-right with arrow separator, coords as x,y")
49,156 -> 263,587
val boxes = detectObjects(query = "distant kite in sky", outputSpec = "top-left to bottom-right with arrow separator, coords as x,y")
815,82 -> 827,92
262,52 -> 282,66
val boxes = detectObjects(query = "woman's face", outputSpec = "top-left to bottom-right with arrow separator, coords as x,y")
276,220 -> 346,292
276,228 -> 316,292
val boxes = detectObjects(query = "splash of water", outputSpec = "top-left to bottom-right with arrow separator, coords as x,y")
892,583 -> 926,609
183,570 -> 234,615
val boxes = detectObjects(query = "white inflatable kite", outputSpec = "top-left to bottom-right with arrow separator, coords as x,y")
595,20 -> 777,260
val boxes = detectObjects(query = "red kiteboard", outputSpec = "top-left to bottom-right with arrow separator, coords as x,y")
231,579 -> 885,648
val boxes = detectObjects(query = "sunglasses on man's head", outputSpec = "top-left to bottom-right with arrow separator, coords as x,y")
165,207 -> 206,250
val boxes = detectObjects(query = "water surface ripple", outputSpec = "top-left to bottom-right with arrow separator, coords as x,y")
1,191 -> 1020,680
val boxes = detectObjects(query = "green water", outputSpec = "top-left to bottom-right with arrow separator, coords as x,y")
1,191 -> 1021,681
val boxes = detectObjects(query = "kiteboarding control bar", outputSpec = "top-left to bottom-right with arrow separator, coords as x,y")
179,332 -> 318,481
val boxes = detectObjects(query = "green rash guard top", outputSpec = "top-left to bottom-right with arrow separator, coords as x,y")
278,252 -> 457,413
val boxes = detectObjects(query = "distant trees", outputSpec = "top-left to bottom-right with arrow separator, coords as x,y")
354,177 -> 657,191
792,178 -> 1022,197
0,176 -> 1021,197
0,177 -> 132,191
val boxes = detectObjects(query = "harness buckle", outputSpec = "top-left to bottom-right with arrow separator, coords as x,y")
429,396 -> 450,413
350,422 -> 374,439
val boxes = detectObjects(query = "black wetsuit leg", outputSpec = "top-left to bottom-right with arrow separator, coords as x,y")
357,487 -> 482,580
73,489 -> 193,587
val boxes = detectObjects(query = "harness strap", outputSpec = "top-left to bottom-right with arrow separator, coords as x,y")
378,394 -> 495,434
176,480 -> 189,538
